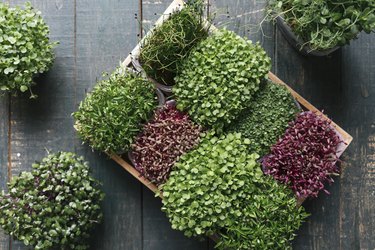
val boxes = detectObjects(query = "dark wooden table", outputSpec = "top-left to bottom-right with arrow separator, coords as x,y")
1,0 -> 374,249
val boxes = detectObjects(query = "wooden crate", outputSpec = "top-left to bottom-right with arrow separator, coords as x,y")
110,0 -> 353,196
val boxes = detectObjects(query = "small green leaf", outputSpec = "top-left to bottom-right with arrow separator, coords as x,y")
20,85 -> 28,92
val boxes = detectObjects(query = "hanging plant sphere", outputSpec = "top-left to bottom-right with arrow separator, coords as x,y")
0,2 -> 57,96
0,152 -> 104,250
174,29 -> 271,132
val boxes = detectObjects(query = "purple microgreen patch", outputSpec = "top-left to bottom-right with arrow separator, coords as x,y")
262,111 -> 342,198
132,102 -> 202,185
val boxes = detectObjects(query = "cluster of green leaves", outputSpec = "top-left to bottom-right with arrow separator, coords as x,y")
160,132 -> 308,249
139,1 -> 209,86
73,68 -> 158,153
216,181 -> 308,250
0,152 -> 104,250
0,2 -> 57,96
268,0 -> 375,50
227,80 -> 300,156
174,29 -> 271,131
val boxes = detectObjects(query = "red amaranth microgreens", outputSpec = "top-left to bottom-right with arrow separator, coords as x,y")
262,111 -> 342,198
131,102 -> 202,185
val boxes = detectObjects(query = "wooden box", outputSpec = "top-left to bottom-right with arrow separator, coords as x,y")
109,0 -> 353,197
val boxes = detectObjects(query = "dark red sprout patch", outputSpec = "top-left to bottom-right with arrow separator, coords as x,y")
262,111 -> 342,198
131,101 -> 202,185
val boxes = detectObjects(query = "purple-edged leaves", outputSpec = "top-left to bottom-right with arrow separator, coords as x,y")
262,111 -> 342,198
132,102 -> 202,185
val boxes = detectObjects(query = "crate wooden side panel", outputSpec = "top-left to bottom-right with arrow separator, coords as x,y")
108,153 -> 159,194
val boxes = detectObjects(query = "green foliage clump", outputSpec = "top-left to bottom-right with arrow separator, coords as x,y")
268,0 -> 375,50
0,152 -> 104,250
73,68 -> 158,153
160,132 -> 308,249
227,81 -> 300,156
0,2 -> 57,96
139,1 -> 209,86
216,182 -> 308,250
174,29 -> 271,131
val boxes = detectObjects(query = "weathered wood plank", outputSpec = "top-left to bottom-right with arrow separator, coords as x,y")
74,0 -> 143,249
274,24 -> 344,250
339,33 -> 375,250
141,1 -> 208,249
0,95 -> 10,250
7,0 -> 75,249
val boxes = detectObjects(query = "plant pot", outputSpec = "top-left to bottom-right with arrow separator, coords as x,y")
131,55 -> 174,94
156,88 -> 166,106
275,16 -> 340,56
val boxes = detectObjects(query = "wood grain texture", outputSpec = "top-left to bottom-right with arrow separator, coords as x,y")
339,33 -> 375,250
0,95 -> 10,250
74,0 -> 143,249
141,1 -> 208,249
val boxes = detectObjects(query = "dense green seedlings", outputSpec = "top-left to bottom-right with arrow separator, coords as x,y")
216,181 -> 308,250
268,0 -> 375,50
227,80 -> 300,156
174,29 -> 271,131
160,132 -> 308,249
73,68 -> 158,153
0,2 -> 57,97
139,1 -> 209,85
160,132 -> 259,237
0,152 -> 104,250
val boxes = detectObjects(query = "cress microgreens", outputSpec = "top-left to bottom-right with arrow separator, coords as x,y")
131,102 -> 202,185
227,80 -> 300,156
73,68 -> 158,153
263,111 -> 342,198
174,29 -> 271,132
0,152 -> 104,250
139,0 -> 209,86
0,2 -> 57,97
268,0 -> 375,51
216,179 -> 308,250
160,132 -> 308,249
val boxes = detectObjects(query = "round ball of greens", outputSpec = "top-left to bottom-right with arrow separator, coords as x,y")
173,29 -> 271,131
160,132 -> 308,249
227,80 -> 300,156
139,1 -> 208,85
0,152 -> 104,250
73,68 -> 158,153
0,2 -> 57,95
